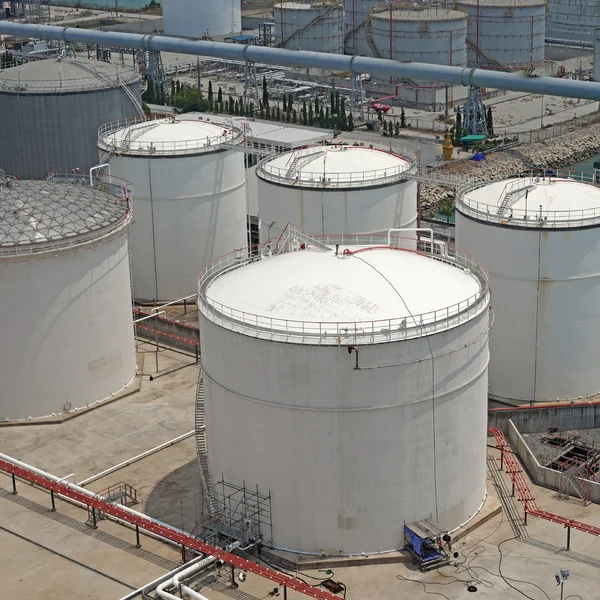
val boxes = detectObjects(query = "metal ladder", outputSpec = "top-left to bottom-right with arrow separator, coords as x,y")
282,3 -> 338,47
195,375 -> 219,517
286,150 -> 326,178
496,183 -> 537,216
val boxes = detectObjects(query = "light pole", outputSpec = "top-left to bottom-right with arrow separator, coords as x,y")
541,94 -> 544,129
555,568 -> 570,600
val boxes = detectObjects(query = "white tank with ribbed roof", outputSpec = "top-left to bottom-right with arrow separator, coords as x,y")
197,226 -> 491,554
99,116 -> 247,301
256,143 -> 418,241
456,174 -> 600,404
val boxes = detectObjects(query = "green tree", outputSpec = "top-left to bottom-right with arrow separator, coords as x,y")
208,80 -> 213,103
292,109 -> 297,124
319,106 -> 325,128
314,96 -> 320,116
228,96 -> 234,115
176,79 -> 181,94
400,107 -> 406,128
377,110 -> 383,122
308,100 -> 314,126
347,111 -> 354,132
335,91 -> 340,117
262,76 -> 268,106
266,102 -> 271,119
330,89 -> 335,114
487,106 -> 494,136
325,106 -> 330,126
282,94 -> 287,113
276,106 -> 282,121
142,100 -> 151,116
286,102 -> 292,122
170,79 -> 175,101
259,102 -> 265,119
439,199 -> 454,224
234,99 -> 240,115
339,98 -> 347,130
395,121 -> 400,137
217,86 -> 223,104
249,101 -> 255,117
454,111 -> 462,145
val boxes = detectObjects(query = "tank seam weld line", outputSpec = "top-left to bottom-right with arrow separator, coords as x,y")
200,358 -> 489,412
485,272 -> 600,283
132,179 -> 247,202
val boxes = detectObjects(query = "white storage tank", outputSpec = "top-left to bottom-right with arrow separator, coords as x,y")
275,1 -> 343,53
198,226 -> 491,554
256,143 -> 418,240
368,6 -> 468,77
454,0 -> 546,70
455,175 -> 600,404
0,173 -> 136,422
98,116 -> 248,301
163,0 -> 241,37
344,0 -> 380,55
547,0 -> 600,45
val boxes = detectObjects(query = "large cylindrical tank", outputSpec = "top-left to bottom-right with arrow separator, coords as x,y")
369,7 -> 467,81
0,58 -> 141,180
275,1 -> 343,53
198,228 -> 491,554
98,116 -> 248,301
343,0 -> 380,55
547,0 -> 600,45
0,175 -> 136,421
455,0 -> 546,70
163,0 -> 241,37
256,144 -> 418,240
455,176 -> 600,404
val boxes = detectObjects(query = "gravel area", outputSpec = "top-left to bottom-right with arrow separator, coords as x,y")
523,428 -> 600,467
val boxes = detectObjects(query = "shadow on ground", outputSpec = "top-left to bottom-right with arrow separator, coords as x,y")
144,459 -> 209,532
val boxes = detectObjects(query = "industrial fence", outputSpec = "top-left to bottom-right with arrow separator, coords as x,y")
397,110 -> 600,143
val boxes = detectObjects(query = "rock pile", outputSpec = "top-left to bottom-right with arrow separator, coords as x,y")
421,121 -> 600,216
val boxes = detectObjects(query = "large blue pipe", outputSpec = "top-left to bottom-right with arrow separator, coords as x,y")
2,22 -> 600,101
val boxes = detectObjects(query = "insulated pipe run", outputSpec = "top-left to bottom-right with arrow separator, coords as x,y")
156,543 -> 240,600
2,23 -> 600,100
0,452 -> 188,548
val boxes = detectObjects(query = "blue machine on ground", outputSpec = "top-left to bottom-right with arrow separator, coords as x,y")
404,518 -> 451,572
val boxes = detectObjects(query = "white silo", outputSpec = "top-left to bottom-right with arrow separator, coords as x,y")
454,0 -> 546,70
344,0 -> 381,55
198,226 -> 491,554
455,175 -> 600,405
256,143 -> 418,240
163,0 -> 241,37
547,0 -> 600,45
368,6 -> 468,76
98,116 -> 248,301
275,1 -> 343,53
0,174 -> 136,422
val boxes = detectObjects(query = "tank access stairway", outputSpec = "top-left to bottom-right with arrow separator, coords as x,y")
281,3 -> 339,49
496,179 -> 537,217
86,482 -> 138,524
195,374 -> 219,518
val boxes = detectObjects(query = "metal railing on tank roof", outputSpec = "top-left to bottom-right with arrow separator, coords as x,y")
256,143 -> 418,189
97,115 -> 243,156
457,170 -> 600,228
197,232 -> 489,345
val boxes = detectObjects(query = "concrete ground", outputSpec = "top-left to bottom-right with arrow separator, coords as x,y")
3,354 -> 600,600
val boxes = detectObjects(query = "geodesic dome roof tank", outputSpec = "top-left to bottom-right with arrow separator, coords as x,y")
0,173 -> 136,421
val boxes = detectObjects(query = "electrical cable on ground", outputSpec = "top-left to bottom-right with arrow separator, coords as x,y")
396,575 -> 450,600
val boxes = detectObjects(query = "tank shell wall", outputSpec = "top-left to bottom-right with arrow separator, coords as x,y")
275,3 -> 343,53
200,304 -> 490,554
257,178 -> 418,241
547,0 -> 600,44
0,232 -> 136,421
456,212 -> 600,404
455,0 -> 546,69
344,0 -> 380,55
108,150 -> 247,301
163,0 -> 241,37
370,11 -> 467,83
0,84 -> 141,181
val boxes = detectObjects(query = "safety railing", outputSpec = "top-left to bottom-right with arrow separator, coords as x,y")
97,114 -> 243,156
256,143 -> 418,189
457,171 -> 600,228
0,172 -> 132,260
197,231 -> 489,345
